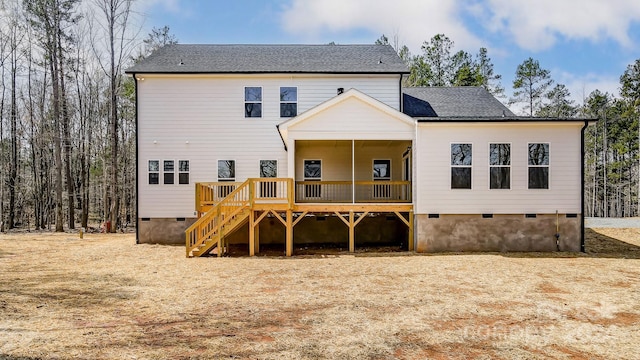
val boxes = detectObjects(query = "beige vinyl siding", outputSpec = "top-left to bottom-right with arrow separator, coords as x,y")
288,97 -> 413,140
137,74 -> 400,218
415,122 -> 583,214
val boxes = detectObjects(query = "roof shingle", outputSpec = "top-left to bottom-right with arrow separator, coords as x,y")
126,44 -> 409,74
402,87 -> 514,118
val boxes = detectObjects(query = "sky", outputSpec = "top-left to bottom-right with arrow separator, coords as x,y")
134,0 -> 640,114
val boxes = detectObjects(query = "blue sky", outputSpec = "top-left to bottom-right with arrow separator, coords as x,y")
135,0 -> 640,112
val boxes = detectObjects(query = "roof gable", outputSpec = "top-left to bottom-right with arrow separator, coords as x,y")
127,44 -> 409,74
278,89 -> 415,142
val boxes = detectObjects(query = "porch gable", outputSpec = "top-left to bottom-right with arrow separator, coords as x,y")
278,88 -> 415,142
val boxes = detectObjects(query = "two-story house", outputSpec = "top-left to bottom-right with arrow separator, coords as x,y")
126,44 -> 593,257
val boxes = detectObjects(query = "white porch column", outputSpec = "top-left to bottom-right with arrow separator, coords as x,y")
287,139 -> 295,179
352,139 -> 355,204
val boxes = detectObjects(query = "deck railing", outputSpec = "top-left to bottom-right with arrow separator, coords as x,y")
295,180 -> 411,203
187,178 -> 294,256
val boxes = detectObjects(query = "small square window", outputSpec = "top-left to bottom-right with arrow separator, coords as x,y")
218,160 -> 236,181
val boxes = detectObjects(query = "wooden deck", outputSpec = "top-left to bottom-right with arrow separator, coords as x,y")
186,179 -> 413,257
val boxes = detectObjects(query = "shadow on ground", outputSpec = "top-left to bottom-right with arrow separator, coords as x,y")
211,229 -> 640,259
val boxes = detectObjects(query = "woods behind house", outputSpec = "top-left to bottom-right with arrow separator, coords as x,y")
0,4 -> 638,232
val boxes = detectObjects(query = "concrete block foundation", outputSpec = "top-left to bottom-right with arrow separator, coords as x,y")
415,214 -> 581,252
137,214 -> 408,247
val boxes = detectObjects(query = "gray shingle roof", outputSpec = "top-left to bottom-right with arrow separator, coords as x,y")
126,44 -> 409,74
402,86 -> 514,118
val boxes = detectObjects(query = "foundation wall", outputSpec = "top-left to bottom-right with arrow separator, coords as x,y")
138,215 -> 408,247
415,214 -> 581,252
138,218 -> 197,245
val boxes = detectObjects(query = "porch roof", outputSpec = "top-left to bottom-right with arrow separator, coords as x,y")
277,89 -> 415,144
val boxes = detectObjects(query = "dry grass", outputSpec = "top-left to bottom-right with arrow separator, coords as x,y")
1,229 -> 639,359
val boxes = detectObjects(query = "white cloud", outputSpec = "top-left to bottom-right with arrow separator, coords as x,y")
280,0 -> 482,52
481,0 -> 640,51
557,71 -> 621,105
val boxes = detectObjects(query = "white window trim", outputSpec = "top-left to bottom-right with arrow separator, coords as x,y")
280,86 -> 298,118
178,159 -> 190,185
217,159 -> 236,181
372,159 -> 392,181
244,86 -> 262,118
148,159 -> 160,185
527,142 -> 550,190
488,142 -> 511,190
450,142 -> 473,190
163,159 -> 175,185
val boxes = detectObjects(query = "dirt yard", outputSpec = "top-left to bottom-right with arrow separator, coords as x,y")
1,229 -> 639,359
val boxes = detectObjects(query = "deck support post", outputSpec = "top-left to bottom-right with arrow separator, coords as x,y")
286,210 -> 293,256
249,211 -> 255,256
408,210 -> 414,251
349,211 -> 355,252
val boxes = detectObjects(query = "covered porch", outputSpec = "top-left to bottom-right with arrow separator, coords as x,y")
294,140 -> 412,203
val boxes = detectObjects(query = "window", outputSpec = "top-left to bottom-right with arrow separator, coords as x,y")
528,143 -> 549,189
303,160 -> 321,198
280,87 -> 297,117
373,159 -> 391,198
218,160 -> 236,197
163,160 -> 174,185
489,143 -> 510,189
178,160 -> 189,185
244,87 -> 262,117
218,160 -> 236,181
373,160 -> 391,180
260,160 -> 278,197
451,144 -> 472,189
148,160 -> 159,185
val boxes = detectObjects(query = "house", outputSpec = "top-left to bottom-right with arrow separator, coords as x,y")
125,44 -> 594,257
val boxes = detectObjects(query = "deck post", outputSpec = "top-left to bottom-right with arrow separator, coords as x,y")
286,210 -> 293,256
349,211 -> 355,252
408,210 -> 414,251
195,183 -> 202,216
249,211 -> 255,256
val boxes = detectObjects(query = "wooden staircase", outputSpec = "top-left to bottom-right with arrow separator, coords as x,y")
186,180 -> 252,257
186,178 -> 294,257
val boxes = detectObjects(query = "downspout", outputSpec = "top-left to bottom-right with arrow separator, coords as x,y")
580,120 -> 589,252
398,75 -> 403,113
134,74 -> 139,244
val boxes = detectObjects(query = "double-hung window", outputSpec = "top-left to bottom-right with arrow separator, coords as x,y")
178,160 -> 189,185
489,144 -> 510,189
528,143 -> 549,189
244,87 -> 262,118
280,87 -> 297,117
148,160 -> 159,185
451,144 -> 472,189
163,160 -> 175,185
